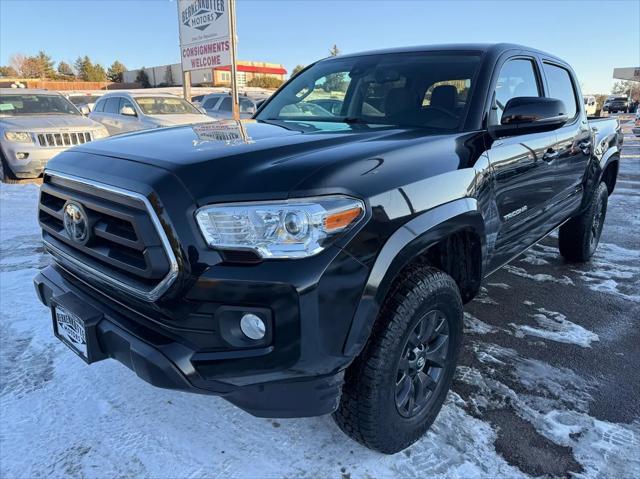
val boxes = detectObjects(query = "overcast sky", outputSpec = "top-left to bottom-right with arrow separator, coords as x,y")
1,0 -> 638,94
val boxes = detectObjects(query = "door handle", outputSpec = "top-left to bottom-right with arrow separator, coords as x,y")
543,149 -> 559,162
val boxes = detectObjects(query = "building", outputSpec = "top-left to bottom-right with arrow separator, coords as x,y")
122,61 -> 287,88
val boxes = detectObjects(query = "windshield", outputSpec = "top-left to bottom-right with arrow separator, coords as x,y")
0,94 -> 80,116
257,51 -> 482,130
134,97 -> 200,115
68,95 -> 101,105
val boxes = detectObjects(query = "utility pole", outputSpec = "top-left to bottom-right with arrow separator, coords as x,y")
228,0 -> 240,120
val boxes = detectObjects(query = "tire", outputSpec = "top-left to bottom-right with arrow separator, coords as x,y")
333,265 -> 463,454
558,181 -> 608,262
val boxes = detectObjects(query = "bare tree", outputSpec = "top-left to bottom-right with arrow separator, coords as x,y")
9,54 -> 26,76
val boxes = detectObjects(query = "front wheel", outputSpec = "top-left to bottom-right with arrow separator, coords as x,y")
333,266 -> 463,454
558,181 -> 609,262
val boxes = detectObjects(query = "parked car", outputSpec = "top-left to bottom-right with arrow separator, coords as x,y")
34,44 -> 622,453
191,94 -> 205,105
199,93 -> 257,119
0,89 -> 109,182
603,95 -> 629,113
90,92 -> 211,135
66,93 -> 104,115
583,94 -> 597,116
308,98 -> 344,115
633,110 -> 640,136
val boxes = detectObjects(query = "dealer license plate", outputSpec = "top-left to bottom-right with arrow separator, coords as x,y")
54,306 -> 88,359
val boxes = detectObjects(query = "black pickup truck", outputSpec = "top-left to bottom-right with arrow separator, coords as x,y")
34,44 -> 622,453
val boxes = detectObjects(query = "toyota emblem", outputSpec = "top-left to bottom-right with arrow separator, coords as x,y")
63,202 -> 89,244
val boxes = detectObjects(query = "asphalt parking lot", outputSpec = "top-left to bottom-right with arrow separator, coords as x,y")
0,115 -> 638,478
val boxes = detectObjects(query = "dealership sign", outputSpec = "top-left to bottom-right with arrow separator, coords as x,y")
613,67 -> 640,82
178,0 -> 231,72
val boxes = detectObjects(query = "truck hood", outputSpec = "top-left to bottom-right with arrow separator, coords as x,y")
146,114 -> 213,126
54,119 -> 459,204
0,114 -> 102,130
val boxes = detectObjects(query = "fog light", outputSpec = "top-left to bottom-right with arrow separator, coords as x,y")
16,152 -> 29,160
240,313 -> 266,340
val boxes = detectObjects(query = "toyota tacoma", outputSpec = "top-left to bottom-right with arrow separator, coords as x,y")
34,44 -> 622,453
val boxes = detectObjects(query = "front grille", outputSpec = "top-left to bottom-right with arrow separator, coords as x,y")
39,172 -> 178,301
37,131 -> 92,147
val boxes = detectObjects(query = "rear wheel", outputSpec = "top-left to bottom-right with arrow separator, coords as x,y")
333,266 -> 463,454
558,181 -> 608,262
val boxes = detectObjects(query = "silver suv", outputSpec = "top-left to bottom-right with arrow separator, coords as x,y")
199,93 -> 257,119
0,89 -> 109,181
90,92 -> 211,136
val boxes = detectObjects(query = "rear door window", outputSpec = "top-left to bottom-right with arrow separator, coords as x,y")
219,97 -> 232,112
543,63 -> 578,119
203,98 -> 219,109
104,97 -> 121,114
493,59 -> 541,123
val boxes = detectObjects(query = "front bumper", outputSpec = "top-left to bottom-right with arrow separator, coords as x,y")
1,143 -> 63,178
34,247 -> 367,417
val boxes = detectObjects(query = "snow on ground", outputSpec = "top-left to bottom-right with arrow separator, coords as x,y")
509,306 -> 600,348
1,117 -> 639,478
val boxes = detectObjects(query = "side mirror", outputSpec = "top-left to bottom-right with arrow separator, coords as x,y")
491,97 -> 568,137
79,105 -> 90,115
121,106 -> 137,117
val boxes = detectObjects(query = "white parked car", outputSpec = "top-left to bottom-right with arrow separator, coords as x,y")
583,95 -> 597,116
89,92 -> 212,136
0,88 -> 109,181
199,93 -> 257,119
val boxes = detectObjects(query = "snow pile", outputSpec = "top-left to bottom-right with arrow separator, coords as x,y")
510,307 -> 600,348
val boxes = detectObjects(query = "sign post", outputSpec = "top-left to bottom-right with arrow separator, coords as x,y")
228,0 -> 239,120
182,70 -> 191,102
177,0 -> 239,114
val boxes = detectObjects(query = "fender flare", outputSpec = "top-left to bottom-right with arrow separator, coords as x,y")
598,147 -> 620,187
342,197 -> 486,357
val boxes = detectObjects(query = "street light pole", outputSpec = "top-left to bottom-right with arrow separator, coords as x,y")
228,0 -> 240,120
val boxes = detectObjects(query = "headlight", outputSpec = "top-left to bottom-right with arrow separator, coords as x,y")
93,128 -> 109,139
195,196 -> 365,259
4,131 -> 33,143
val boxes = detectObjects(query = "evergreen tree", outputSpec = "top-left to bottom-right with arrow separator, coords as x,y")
136,67 -> 151,88
107,61 -> 126,83
57,61 -> 75,80
291,64 -> 305,77
164,65 -> 174,86
74,56 -> 92,81
0,66 -> 18,77
35,50 -> 55,78
86,63 -> 107,82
